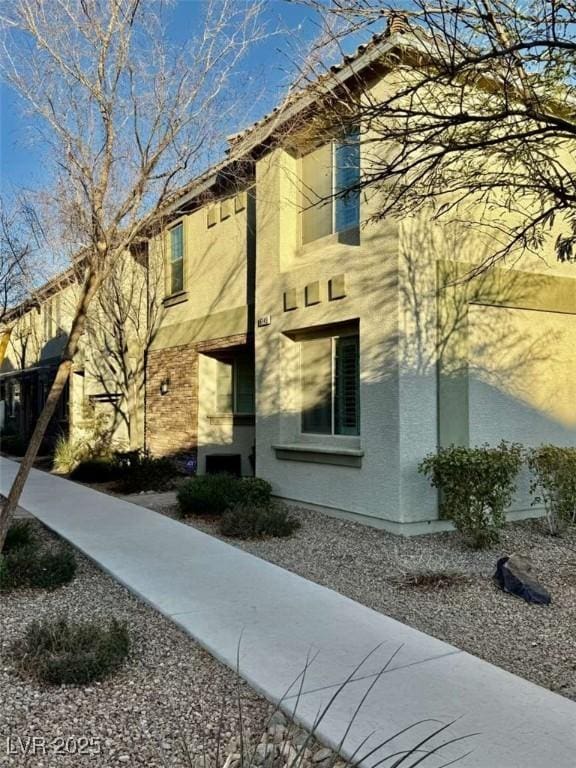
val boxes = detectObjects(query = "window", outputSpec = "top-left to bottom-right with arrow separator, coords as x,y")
169,223 -> 184,294
43,300 -> 53,340
301,128 -> 360,245
216,356 -> 255,414
301,332 -> 360,435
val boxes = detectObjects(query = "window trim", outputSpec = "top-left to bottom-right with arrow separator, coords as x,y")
215,356 -> 255,416
299,329 -> 360,437
300,128 -> 360,247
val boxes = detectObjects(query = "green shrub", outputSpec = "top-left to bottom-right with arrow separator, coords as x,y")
0,545 -> 77,591
220,503 -> 300,539
240,477 -> 273,507
527,445 -> 576,536
419,441 -> 523,548
4,520 -> 36,552
70,457 -> 120,483
32,549 -> 78,589
114,453 -> 177,493
12,617 -> 129,685
53,433 -> 86,474
177,474 -> 273,517
53,415 -> 116,474
177,473 -> 241,516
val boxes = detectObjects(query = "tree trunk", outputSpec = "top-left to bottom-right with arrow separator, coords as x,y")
0,269 -> 102,552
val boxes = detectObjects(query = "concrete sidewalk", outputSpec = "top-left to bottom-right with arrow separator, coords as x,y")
1,457 -> 575,767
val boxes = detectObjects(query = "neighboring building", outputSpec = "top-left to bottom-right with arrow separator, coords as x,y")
144,168 -> 256,476
0,274 -> 75,449
2,28 -> 575,533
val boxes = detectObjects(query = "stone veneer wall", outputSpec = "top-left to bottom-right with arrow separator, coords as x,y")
146,333 -> 249,457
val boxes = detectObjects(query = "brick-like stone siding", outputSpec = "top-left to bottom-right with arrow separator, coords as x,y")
145,333 -> 249,457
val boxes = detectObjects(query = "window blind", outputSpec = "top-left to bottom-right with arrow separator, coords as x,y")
334,335 -> 360,435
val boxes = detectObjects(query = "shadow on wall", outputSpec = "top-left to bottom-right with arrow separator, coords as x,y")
252,213 -> 576,524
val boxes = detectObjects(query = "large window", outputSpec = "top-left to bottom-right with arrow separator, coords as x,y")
301,128 -> 360,245
216,356 -> 255,414
169,222 -> 184,294
301,332 -> 360,435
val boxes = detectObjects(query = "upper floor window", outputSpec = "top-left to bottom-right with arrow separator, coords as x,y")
169,222 -> 184,294
301,128 -> 360,245
301,330 -> 360,436
43,300 -> 53,340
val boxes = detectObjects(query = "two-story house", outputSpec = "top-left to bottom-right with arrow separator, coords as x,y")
3,27 -> 576,534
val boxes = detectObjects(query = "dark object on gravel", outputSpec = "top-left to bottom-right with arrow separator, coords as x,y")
494,556 -> 551,605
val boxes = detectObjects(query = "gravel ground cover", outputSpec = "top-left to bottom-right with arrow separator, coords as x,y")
0,521 -> 275,767
137,492 -> 576,702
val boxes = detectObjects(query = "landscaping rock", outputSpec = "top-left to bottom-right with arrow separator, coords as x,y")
312,747 -> 333,763
495,556 -> 552,605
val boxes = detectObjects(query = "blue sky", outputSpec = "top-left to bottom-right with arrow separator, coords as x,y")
0,0 -> 329,202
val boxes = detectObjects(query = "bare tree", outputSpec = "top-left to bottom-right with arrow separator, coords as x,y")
301,0 -> 576,270
0,197 -> 35,325
0,0 -> 269,550
83,240 -> 163,450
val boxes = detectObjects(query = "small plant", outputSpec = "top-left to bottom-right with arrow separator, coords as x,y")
53,415 -> 116,474
177,473 -> 242,516
32,549 -> 78,589
114,452 -> 177,493
527,445 -> 576,536
419,441 -> 523,548
220,502 -> 301,539
4,519 -> 36,552
70,457 -> 120,483
0,544 -> 77,591
165,646 -> 475,768
53,433 -> 86,474
12,617 -> 129,685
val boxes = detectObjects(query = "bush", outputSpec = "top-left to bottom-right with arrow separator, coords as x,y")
12,617 -> 129,685
114,452 -> 177,493
240,477 -> 273,507
527,445 -> 576,536
0,544 -> 77,591
53,433 -> 85,474
177,473 -> 241,516
419,441 -> 523,548
32,549 -> 78,589
220,502 -> 300,539
177,474 -> 273,517
4,519 -> 36,552
70,457 -> 120,483
53,415 -> 116,474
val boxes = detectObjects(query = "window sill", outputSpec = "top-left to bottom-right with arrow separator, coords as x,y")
163,291 -> 188,307
298,227 -> 360,257
272,443 -> 363,468
208,413 -> 255,426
